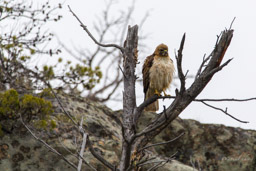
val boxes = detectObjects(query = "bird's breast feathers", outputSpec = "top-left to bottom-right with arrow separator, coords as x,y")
149,57 -> 175,91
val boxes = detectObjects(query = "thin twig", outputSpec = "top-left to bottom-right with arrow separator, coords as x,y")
148,159 -> 170,171
229,17 -> 236,30
48,85 -> 114,170
146,152 -> 177,171
147,161 -> 163,171
159,96 -> 256,103
139,160 -> 166,167
205,58 -> 233,77
77,116 -> 88,171
134,115 -> 169,139
47,83 -> 78,126
201,101 -> 249,123
119,65 -> 126,78
184,70 -> 189,78
68,5 -> 124,53
99,78 -> 123,102
190,157 -> 196,170
190,156 -> 202,171
87,135 -> 117,171
137,132 -> 184,153
20,115 -> 77,170
194,97 -> 256,102
135,157 -> 157,167
58,137 -> 97,171
139,95 -> 256,109
137,92 -> 256,120
58,137 -> 78,158
195,53 -> 212,80
134,94 -> 255,138
91,76 -> 122,97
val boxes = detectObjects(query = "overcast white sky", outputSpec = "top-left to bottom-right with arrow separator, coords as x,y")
48,0 -> 256,130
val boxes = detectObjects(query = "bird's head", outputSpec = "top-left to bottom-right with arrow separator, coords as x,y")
154,43 -> 168,57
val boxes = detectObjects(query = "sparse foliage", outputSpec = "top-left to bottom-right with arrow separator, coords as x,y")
0,89 -> 56,133
61,0 -> 149,102
0,0 -> 102,94
1,1 -> 256,171
0,0 -> 61,91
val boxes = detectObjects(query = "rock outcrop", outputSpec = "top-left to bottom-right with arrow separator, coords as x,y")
141,116 -> 256,171
0,93 -> 255,170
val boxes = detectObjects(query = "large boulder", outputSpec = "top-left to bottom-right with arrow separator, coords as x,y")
146,117 -> 256,171
0,93 -> 195,170
0,93 -> 255,170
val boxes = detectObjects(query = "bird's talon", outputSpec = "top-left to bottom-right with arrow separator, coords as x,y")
154,89 -> 161,96
163,91 -> 171,97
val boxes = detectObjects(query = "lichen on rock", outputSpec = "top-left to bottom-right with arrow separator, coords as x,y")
0,91 -> 255,171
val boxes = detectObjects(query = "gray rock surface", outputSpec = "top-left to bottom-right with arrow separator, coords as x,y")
0,93 -> 255,170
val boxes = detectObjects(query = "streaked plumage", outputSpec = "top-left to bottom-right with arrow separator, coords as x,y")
142,44 -> 175,112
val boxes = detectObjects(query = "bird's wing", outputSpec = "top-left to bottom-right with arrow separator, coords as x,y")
142,54 -> 154,96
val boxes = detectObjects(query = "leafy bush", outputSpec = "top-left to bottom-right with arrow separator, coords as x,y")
0,89 -> 56,133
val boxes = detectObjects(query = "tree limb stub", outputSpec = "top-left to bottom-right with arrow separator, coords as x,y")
176,33 -> 186,94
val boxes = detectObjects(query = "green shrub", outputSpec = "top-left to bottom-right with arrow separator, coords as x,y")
0,89 -> 56,132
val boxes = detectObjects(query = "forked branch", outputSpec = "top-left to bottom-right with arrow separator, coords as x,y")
133,28 -> 235,151
201,101 -> 249,123
68,5 -> 124,53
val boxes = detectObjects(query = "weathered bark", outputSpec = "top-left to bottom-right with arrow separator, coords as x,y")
119,25 -> 233,170
27,6 -> 248,171
119,25 -> 138,170
70,8 -> 235,169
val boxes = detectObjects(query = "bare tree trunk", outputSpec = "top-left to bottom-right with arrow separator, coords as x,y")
119,25 -> 138,171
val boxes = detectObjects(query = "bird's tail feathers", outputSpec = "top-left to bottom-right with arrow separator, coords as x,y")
144,90 -> 159,112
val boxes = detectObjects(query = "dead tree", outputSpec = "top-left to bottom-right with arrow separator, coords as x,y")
6,1 -> 254,170
68,6 -> 252,170
19,6 -> 256,171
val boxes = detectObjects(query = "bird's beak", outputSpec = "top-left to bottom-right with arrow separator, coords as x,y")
163,50 -> 168,56
159,49 -> 168,56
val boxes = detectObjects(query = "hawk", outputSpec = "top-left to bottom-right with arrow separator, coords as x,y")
142,44 -> 175,112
